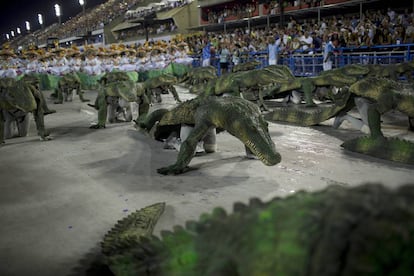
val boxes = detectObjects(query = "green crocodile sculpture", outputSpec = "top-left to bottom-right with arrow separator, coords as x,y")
0,77 -> 51,143
143,74 -> 181,103
267,77 -> 414,164
181,66 -> 217,87
89,71 -> 147,129
20,74 -> 57,116
206,66 -> 293,111
101,183 -> 414,275
294,64 -> 369,107
231,60 -> 261,72
139,95 -> 281,174
54,72 -> 89,104
366,61 -> 414,81
264,86 -> 353,126
340,77 -> 414,163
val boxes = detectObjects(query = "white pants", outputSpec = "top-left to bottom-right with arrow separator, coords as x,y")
202,58 -> 211,67
323,61 -> 332,71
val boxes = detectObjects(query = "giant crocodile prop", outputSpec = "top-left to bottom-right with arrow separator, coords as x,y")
181,66 -> 217,87
200,66 -> 299,111
101,183 -> 414,275
231,60 -> 261,72
299,64 -> 370,104
265,87 -> 353,127
267,77 -> 414,164
341,77 -> 414,163
143,74 -> 181,103
54,72 -> 89,104
365,61 -> 414,81
0,77 -> 51,143
89,71 -> 149,129
138,95 -> 281,174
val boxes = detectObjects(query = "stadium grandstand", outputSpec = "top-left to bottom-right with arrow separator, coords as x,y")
1,0 -> 414,76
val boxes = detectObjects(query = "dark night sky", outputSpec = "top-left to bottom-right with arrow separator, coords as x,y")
0,0 -> 106,39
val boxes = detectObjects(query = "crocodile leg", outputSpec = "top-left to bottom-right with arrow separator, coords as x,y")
31,88 -> 51,140
366,103 -> 384,138
301,78 -> 316,107
16,113 -> 30,137
32,99 -> 49,141
258,87 -> 270,111
3,110 -> 13,139
157,122 -> 211,175
134,94 -> 150,123
35,88 -> 56,115
54,83 -> 64,104
90,92 -> 107,129
169,85 -> 181,103
77,84 -> 90,102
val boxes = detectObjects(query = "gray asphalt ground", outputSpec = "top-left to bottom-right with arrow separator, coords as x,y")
0,86 -> 413,275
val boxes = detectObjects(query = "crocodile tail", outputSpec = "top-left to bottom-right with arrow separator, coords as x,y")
341,136 -> 414,164
101,203 -> 166,274
265,104 -> 345,126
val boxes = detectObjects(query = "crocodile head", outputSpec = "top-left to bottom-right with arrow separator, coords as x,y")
222,98 -> 281,166
2,80 -> 37,112
158,74 -> 177,84
105,80 -> 137,102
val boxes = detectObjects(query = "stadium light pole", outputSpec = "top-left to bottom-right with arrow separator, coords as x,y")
25,21 -> 31,33
247,7 -> 252,34
38,14 -> 44,29
79,0 -> 86,14
55,4 -> 62,25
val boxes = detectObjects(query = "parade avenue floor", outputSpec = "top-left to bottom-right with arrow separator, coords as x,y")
0,86 -> 413,275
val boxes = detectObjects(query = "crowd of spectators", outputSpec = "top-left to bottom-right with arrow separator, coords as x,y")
204,0 -> 324,24
33,0 -> 192,45
36,0 -> 147,45
187,5 -> 414,64
115,22 -> 178,41
205,2 -> 257,24
124,0 -> 192,20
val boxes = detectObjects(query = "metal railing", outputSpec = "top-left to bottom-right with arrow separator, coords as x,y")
191,43 -> 414,77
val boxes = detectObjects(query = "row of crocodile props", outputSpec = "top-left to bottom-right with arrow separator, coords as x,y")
101,183 -> 414,275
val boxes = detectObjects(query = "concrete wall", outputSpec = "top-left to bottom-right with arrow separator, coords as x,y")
197,0 -> 233,8
174,1 -> 201,31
